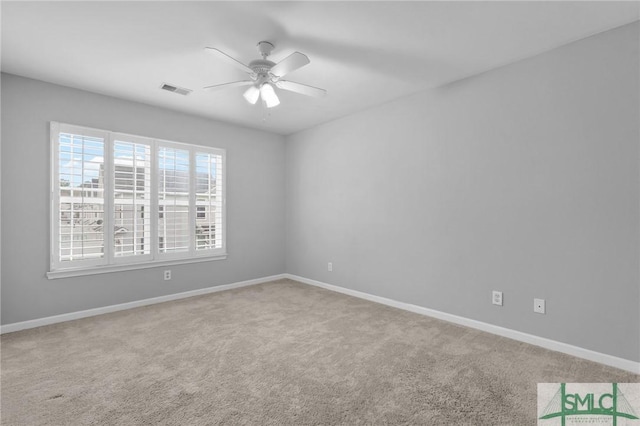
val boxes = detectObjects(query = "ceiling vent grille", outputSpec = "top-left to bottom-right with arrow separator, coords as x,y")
160,83 -> 192,96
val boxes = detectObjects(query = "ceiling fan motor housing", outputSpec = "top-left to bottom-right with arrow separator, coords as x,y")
249,59 -> 276,77
251,41 -> 277,84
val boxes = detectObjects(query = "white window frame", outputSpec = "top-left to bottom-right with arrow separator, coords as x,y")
49,122 -> 227,279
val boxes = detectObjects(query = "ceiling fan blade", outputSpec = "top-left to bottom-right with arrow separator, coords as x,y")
269,52 -> 310,78
275,80 -> 326,98
205,47 -> 256,77
203,80 -> 254,91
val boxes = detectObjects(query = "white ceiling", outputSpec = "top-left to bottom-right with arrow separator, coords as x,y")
2,1 -> 638,135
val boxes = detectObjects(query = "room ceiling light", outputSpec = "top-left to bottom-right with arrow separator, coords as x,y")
260,83 -> 280,108
243,85 -> 260,105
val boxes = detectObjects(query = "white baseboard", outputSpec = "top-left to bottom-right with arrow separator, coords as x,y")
284,274 -> 640,375
0,274 -> 287,334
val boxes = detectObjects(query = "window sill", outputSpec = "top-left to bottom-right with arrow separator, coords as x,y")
47,254 -> 228,280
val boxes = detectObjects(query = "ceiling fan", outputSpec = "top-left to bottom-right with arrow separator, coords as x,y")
204,41 -> 326,108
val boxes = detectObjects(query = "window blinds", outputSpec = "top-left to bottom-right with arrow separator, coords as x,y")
113,140 -> 152,258
158,146 -> 191,254
58,132 -> 105,263
195,152 -> 224,250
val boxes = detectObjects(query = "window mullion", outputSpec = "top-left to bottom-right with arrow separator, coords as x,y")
220,153 -> 226,253
189,148 -> 196,257
104,133 -> 114,264
150,140 -> 159,261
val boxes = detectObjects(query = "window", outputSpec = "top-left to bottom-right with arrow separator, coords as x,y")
57,131 -> 105,265
196,206 -> 206,219
113,138 -> 151,259
195,152 -> 223,250
50,122 -> 226,276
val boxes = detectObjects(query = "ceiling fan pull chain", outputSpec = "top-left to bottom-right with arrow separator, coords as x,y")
262,107 -> 270,123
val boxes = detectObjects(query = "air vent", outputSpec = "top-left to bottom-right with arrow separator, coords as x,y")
160,83 -> 192,96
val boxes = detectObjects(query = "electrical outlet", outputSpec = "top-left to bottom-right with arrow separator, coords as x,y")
534,298 -> 545,314
328,262 -> 333,272
492,291 -> 503,306
164,270 -> 171,281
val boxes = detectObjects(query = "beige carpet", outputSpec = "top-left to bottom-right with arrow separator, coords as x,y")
1,279 -> 638,425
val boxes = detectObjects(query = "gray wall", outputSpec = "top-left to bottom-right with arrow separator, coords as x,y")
1,73 -> 286,324
285,23 -> 640,362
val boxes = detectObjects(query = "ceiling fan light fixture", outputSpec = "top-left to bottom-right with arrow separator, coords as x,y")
205,41 -> 325,110
260,83 -> 280,108
243,85 -> 260,104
